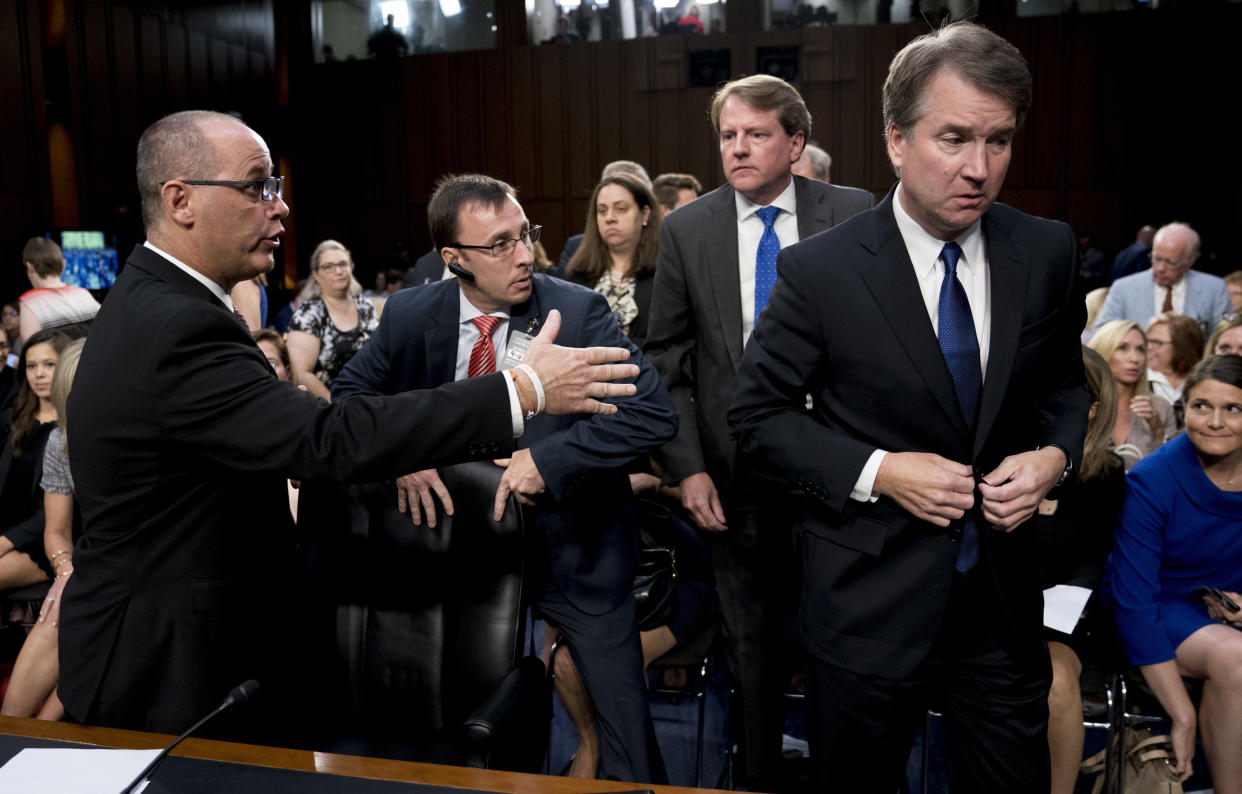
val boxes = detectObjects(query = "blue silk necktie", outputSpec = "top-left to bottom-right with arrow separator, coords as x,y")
753,206 -> 782,321
937,241 -> 982,572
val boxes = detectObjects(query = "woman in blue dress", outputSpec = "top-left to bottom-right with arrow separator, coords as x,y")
1108,354 -> 1242,789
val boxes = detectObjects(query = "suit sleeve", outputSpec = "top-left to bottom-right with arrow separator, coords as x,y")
644,219 -> 709,483
155,303 -> 513,482
1037,224 -> 1090,468
527,291 -> 677,501
1108,464 -> 1178,666
728,244 -> 879,514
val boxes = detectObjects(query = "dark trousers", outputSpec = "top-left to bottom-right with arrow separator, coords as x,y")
805,568 -> 1051,794
711,500 -> 796,786
537,579 -> 667,785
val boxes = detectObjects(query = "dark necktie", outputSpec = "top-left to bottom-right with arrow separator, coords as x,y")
1161,286 -> 1173,314
232,306 -> 249,332
753,206 -> 782,322
937,241 -> 982,572
467,315 -> 501,378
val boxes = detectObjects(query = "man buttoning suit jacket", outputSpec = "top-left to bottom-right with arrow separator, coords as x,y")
333,174 -> 676,784
644,74 -> 874,787
729,23 -> 1089,793
60,113 -> 637,740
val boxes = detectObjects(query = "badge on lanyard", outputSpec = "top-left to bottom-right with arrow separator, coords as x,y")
499,316 -> 540,370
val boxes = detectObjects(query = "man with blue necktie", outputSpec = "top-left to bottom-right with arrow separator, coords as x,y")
729,22 -> 1090,793
645,74 -> 874,788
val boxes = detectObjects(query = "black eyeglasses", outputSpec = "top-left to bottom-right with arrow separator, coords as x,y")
162,176 -> 285,202
452,225 -> 541,259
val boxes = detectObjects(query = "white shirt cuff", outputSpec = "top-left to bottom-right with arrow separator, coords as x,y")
850,449 -> 887,503
503,371 -> 524,438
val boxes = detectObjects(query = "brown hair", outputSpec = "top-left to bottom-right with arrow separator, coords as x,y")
427,173 -> 518,252
1183,354 -> 1242,404
252,328 -> 296,384
710,74 -> 811,141
652,173 -> 703,210
22,237 -> 65,279
1080,346 -> 1121,481
567,174 -> 662,283
1146,313 -> 1205,378
11,328 -> 71,457
882,21 -> 1031,145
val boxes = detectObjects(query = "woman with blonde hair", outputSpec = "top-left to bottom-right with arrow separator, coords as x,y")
1,338 -> 85,719
1205,314 -> 1242,358
1088,319 -> 1177,469
286,240 -> 377,401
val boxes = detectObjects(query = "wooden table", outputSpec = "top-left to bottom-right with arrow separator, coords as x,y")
0,715 -> 733,793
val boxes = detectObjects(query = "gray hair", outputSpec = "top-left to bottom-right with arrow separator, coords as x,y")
306,239 -> 362,299
1153,222 -> 1201,263
798,143 -> 833,181
882,21 -> 1031,144
136,110 -> 240,230
600,160 -> 652,188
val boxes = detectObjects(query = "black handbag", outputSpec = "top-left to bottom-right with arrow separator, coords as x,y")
632,498 -> 679,631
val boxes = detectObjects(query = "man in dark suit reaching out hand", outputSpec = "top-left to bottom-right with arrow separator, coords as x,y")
729,22 -> 1089,793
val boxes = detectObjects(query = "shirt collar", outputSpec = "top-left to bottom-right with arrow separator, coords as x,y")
143,241 -> 236,311
734,175 -> 798,222
458,287 -> 509,324
892,184 -> 985,279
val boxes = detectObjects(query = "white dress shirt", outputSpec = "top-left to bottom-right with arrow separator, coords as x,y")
144,241 -> 238,312
1153,278 -> 1187,318
456,290 -> 524,435
851,185 -> 992,502
736,177 -> 800,346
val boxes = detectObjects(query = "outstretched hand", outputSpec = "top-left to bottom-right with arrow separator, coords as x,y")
521,310 -> 638,416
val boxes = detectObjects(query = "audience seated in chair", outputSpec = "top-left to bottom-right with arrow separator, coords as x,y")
1,339 -> 84,719
1145,313 -> 1205,416
1037,347 -> 1127,794
1107,355 -> 1242,790
0,329 -> 73,591
1088,320 -> 1177,470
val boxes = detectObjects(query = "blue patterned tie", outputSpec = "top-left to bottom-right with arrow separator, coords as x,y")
753,206 -> 782,321
937,241 -> 982,572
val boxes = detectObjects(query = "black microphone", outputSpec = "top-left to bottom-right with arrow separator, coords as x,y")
445,260 -> 476,283
119,680 -> 260,794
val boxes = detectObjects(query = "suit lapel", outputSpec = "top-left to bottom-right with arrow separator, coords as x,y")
794,176 -> 833,239
703,187 -> 744,366
425,283 -> 460,385
858,197 -> 971,443
974,213 -> 1028,457
508,279 -> 544,352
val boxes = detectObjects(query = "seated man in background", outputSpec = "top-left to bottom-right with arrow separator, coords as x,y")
334,173 -> 677,784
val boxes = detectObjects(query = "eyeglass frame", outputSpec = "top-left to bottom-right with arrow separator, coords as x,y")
449,225 -> 541,259
160,176 -> 285,202
315,259 -> 354,274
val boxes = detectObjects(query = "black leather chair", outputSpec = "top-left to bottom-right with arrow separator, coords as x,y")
297,461 -> 548,771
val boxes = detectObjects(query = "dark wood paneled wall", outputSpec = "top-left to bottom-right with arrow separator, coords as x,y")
5,4 -> 1238,300
0,0 -> 277,301
289,7 -> 1241,280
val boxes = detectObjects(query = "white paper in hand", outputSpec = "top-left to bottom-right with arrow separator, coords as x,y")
1043,584 -> 1093,634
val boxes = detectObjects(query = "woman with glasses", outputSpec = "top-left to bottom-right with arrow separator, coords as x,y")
1145,312 -> 1205,416
564,173 -> 662,349
286,240 -> 377,401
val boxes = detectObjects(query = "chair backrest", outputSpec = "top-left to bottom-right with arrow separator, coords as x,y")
298,460 -> 525,740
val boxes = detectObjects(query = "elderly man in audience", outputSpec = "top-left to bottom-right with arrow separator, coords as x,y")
791,141 -> 833,183
651,172 -> 702,215
333,173 -> 677,784
728,22 -> 1088,791
1089,222 -> 1231,337
645,72 -> 874,789
59,110 -> 641,740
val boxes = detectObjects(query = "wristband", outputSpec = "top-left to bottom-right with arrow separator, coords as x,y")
517,364 -> 545,414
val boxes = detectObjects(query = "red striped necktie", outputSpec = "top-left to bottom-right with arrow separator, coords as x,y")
467,315 -> 502,377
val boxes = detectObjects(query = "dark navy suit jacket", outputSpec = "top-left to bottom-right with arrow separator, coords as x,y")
334,274 -> 677,613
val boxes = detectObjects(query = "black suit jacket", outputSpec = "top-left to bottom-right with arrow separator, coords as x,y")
728,191 -> 1089,678
646,176 -> 876,494
61,244 -> 515,733
332,274 -> 677,613
403,248 -> 446,287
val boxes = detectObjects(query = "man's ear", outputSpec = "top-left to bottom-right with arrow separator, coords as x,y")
790,130 -> 806,163
886,123 -> 906,172
161,181 -> 195,228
